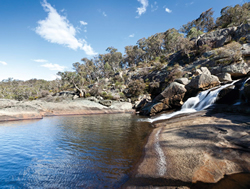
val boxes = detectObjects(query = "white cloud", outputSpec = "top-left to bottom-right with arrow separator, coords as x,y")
129,34 -> 135,38
103,11 -> 107,17
0,61 -> 7,65
32,59 -> 48,63
136,0 -> 148,16
165,7 -> 172,13
80,21 -> 88,26
41,63 -> 66,71
35,0 -> 97,56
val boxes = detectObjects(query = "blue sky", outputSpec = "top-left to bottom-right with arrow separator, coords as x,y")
0,0 -> 246,81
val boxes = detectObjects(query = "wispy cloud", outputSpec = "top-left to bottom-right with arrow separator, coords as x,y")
129,34 -> 135,38
165,7 -> 172,13
35,0 -> 97,56
32,59 -> 48,63
41,63 -> 66,71
103,11 -> 107,17
0,61 -> 7,65
80,21 -> 88,26
186,1 -> 194,6
151,1 -> 158,12
136,0 -> 148,17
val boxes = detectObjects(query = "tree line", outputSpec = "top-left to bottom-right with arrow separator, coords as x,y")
1,2 -> 250,101
58,2 -> 250,94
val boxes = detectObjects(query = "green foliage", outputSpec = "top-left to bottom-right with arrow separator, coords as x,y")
216,3 -> 250,28
0,78 -> 59,101
180,8 -> 215,35
187,27 -> 203,39
128,79 -> 146,97
119,92 -> 125,98
85,93 -> 91,98
239,37 -> 247,44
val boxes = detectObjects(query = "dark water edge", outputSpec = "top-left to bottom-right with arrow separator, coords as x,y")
123,173 -> 250,189
0,114 -> 153,188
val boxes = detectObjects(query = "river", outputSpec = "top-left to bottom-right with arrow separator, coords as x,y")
0,114 -> 152,188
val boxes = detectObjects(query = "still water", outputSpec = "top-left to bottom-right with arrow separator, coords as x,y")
0,114 -> 152,188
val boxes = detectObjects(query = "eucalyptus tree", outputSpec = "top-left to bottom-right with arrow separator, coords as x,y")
180,8 -> 215,35
216,3 -> 250,28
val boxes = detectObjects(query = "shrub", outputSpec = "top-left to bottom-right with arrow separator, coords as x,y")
85,93 -> 91,98
128,79 -> 146,97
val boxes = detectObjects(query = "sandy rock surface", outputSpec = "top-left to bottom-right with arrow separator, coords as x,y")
125,111 -> 250,189
0,99 -> 134,122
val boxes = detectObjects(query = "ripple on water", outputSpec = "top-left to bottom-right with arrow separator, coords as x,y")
0,114 -> 152,188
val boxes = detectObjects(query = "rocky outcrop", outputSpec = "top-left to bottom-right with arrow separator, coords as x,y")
125,111 -> 250,188
140,82 -> 186,116
0,99 -> 134,122
216,73 -> 232,82
187,67 -> 220,91
222,62 -> 250,77
197,27 -> 236,48
197,23 -> 250,48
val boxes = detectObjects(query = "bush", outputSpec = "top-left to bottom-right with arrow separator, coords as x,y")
128,79 -> 146,97
85,93 -> 91,98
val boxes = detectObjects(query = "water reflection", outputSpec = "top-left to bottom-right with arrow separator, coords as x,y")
0,114 -> 152,188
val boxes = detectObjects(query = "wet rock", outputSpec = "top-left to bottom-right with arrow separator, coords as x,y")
216,87 -> 239,105
244,81 -> 250,103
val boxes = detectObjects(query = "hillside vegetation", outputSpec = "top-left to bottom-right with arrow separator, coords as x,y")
1,3 -> 250,109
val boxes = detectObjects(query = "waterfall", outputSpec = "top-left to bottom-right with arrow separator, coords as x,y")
147,80 -> 239,123
234,77 -> 250,105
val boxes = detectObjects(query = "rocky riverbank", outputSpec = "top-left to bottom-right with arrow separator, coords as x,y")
0,98 -> 134,122
124,107 -> 250,189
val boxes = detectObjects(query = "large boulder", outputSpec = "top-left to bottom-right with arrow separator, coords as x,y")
216,73 -> 232,82
241,43 -> 250,57
187,67 -> 220,91
140,82 -> 186,116
174,78 -> 190,85
222,62 -> 250,78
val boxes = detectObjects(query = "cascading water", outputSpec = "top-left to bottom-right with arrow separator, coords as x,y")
147,80 -> 239,123
234,77 -> 250,105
